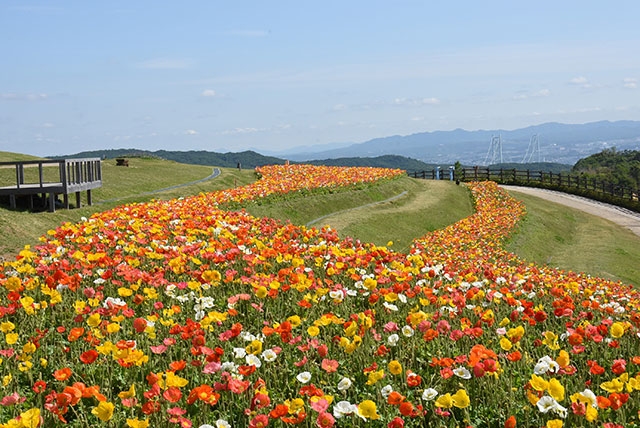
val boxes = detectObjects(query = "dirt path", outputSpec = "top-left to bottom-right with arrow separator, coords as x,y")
502,185 -> 640,238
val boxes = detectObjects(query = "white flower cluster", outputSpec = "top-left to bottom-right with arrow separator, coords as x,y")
533,355 -> 559,375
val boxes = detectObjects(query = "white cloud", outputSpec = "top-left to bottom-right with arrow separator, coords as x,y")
392,97 -> 440,106
569,76 -> 589,85
201,89 -> 216,97
185,129 -> 198,135
420,97 -> 440,105
623,78 -> 637,89
136,58 -> 194,70
569,76 -> 591,88
332,103 -> 347,111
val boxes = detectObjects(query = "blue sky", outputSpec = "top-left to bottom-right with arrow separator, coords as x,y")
1,1 -> 639,156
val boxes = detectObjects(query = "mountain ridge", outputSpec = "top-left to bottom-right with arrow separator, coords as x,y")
282,120 -> 640,165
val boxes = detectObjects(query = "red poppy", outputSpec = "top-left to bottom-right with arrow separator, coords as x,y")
79,350 -> 99,364
162,387 -> 182,403
169,360 -> 187,372
132,318 -> 147,333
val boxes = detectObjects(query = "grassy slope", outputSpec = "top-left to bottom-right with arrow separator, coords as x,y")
0,151 -> 45,162
0,158 -> 256,258
244,178 -> 474,253
505,192 -> 640,286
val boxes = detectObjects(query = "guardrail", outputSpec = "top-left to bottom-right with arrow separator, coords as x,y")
409,166 -> 640,213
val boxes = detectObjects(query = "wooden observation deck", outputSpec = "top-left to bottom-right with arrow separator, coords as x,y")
0,158 -> 102,212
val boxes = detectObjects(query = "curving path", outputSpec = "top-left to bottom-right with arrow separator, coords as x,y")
502,185 -> 640,238
97,167 -> 221,205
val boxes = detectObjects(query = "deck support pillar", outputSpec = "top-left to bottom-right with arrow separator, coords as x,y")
48,193 -> 56,213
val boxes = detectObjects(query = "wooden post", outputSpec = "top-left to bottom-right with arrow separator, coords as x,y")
64,193 -> 69,209
9,194 -> 16,209
87,189 -> 93,206
76,191 -> 81,208
48,193 -> 56,213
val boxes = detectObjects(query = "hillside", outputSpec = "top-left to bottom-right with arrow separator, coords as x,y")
54,149 -> 287,169
53,149 -> 435,172
303,155 -> 435,173
573,148 -> 640,188
0,151 -> 46,162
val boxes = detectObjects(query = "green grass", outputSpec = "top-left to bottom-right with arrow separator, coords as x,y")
0,151 -> 45,162
0,158 -> 256,258
505,191 -> 640,286
244,177 -> 474,253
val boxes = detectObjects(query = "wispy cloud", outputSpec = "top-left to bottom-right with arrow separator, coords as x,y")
392,97 -> 440,106
623,77 -> 637,89
569,76 -> 591,88
184,129 -> 198,135
201,89 -> 216,97
513,88 -> 550,100
1,92 -> 49,101
135,58 -> 195,70
220,127 -> 264,135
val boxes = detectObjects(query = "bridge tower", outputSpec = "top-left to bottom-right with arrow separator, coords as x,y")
522,134 -> 541,163
484,134 -> 503,165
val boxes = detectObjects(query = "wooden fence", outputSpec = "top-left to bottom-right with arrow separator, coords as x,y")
409,166 -> 640,212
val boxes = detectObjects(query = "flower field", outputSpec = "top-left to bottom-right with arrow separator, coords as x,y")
1,164 -> 639,428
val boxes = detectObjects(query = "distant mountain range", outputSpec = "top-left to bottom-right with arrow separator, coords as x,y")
276,120 -> 640,165
56,120 -> 640,171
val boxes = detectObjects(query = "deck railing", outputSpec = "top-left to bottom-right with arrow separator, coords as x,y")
0,158 -> 102,211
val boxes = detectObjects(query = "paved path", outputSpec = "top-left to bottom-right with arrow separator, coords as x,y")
502,185 -> 640,238
97,167 -> 221,205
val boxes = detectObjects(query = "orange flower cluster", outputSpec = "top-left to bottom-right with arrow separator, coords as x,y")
0,166 -> 638,427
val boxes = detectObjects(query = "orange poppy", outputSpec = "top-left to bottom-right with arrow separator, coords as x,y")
53,368 -> 72,381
